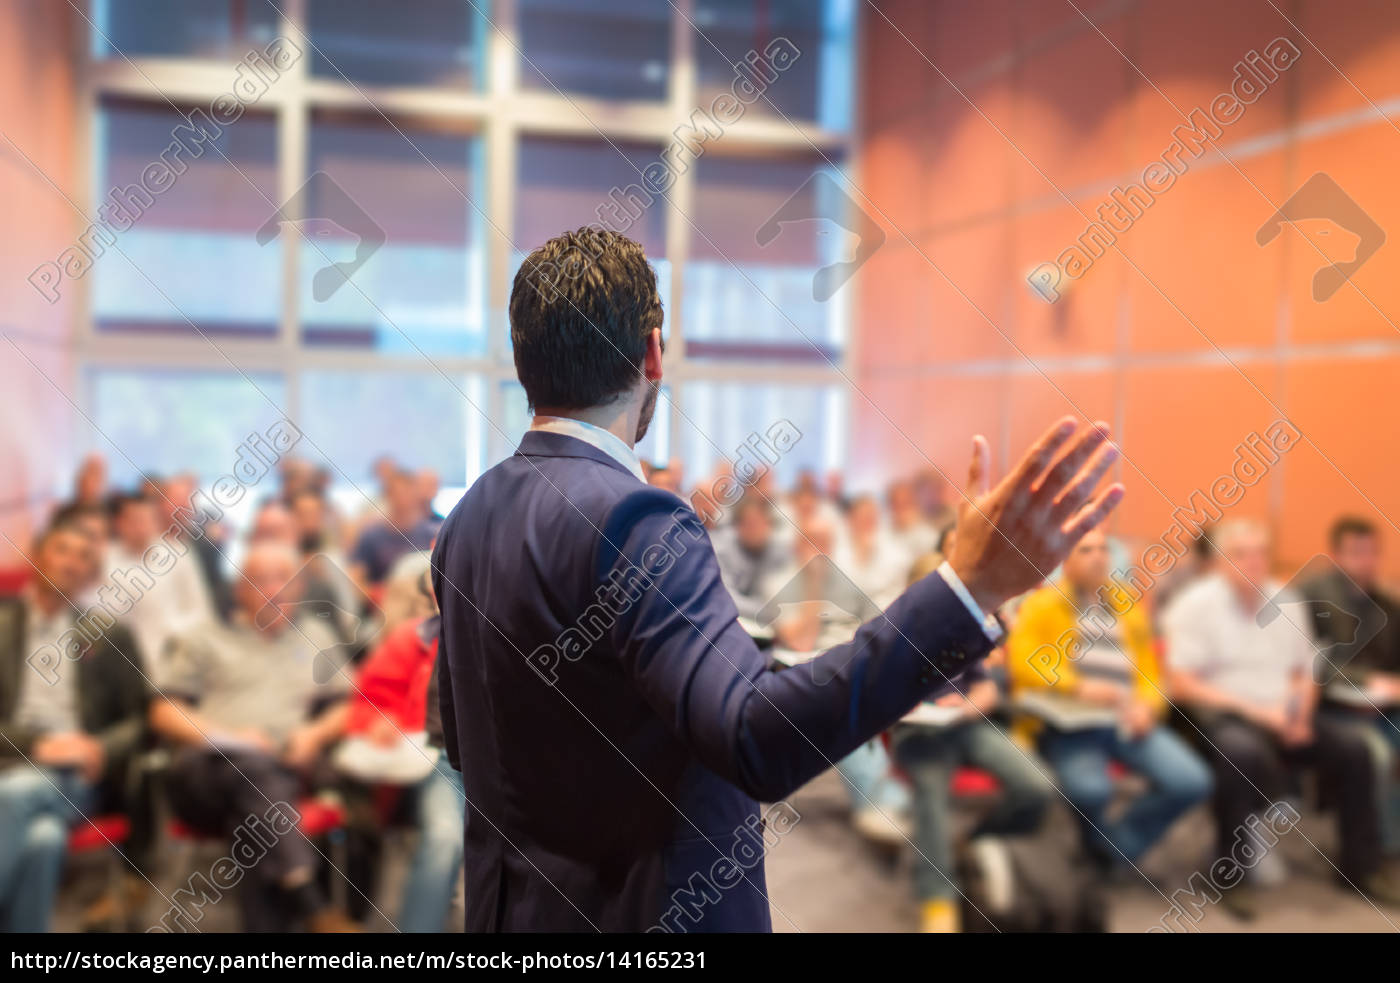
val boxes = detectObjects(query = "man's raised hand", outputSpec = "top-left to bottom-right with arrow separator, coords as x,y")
947,416 -> 1125,613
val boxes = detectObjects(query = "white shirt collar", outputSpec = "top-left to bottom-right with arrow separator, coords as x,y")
529,415 -> 646,483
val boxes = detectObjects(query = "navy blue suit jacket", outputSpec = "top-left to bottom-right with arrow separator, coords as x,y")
432,430 -> 995,932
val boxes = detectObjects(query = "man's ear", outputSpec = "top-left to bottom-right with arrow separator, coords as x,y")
643,328 -> 664,383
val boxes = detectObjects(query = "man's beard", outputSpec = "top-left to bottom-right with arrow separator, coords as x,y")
634,382 -> 659,443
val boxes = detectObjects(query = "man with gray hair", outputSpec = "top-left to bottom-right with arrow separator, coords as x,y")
1165,519 -> 1400,917
150,541 -> 356,932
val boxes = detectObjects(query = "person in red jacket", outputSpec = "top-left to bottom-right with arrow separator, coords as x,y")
345,574 -> 464,933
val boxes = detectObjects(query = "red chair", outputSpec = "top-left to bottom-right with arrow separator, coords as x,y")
67,815 -> 134,926
68,815 -> 131,853
168,798 -> 349,907
168,797 -> 346,839
0,568 -> 31,597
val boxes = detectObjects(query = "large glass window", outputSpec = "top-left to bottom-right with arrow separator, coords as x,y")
307,0 -> 485,89
693,0 -> 855,131
89,369 -> 288,484
685,154 -> 849,362
93,0 -> 281,59
82,3 -> 856,502
681,380 -> 845,487
299,370 -> 479,490
518,0 -> 670,102
93,100 -> 280,337
300,115 -> 486,355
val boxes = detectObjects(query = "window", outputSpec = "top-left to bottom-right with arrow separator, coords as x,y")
93,100 -> 280,337
693,0 -> 855,131
307,0 -> 485,89
93,0 -> 281,60
518,0 -> 670,102
514,136 -> 672,339
299,371 -> 479,489
82,4 -> 856,502
89,368 -> 288,485
300,115 -> 486,355
685,154 -> 848,362
681,380 -> 845,487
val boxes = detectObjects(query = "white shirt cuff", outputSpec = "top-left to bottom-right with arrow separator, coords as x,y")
936,561 -> 1004,644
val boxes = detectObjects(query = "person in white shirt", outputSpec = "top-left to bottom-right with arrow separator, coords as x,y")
1165,519 -> 1400,914
102,493 -> 217,667
836,495 -> 914,610
887,478 -> 942,561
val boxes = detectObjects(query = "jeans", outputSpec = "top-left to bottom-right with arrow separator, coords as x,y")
1371,709 -> 1400,855
0,764 -> 96,933
1039,724 -> 1212,866
833,739 -> 909,816
890,722 -> 1054,901
398,760 -> 466,933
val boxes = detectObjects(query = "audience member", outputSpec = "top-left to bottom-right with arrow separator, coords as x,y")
761,516 -> 907,845
1008,529 -> 1211,875
344,576 -> 461,932
889,555 -> 1053,933
0,519 -> 150,932
712,496 -> 791,621
1165,519 -> 1400,916
149,542 -> 356,932
104,492 -> 217,666
887,478 -> 940,560
1305,516 -> 1400,857
837,495 -> 913,609
348,470 -> 441,597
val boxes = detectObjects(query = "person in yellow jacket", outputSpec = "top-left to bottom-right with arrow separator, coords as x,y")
1006,529 -> 1211,872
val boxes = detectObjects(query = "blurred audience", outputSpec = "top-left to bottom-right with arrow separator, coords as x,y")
9,445 -> 1400,933
1165,519 -> 1400,916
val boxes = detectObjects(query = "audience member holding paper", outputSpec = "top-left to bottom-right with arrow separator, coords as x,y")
1009,529 -> 1210,879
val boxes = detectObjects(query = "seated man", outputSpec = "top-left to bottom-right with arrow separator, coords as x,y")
0,518 -> 150,932
712,494 -> 791,621
348,469 -> 440,600
149,542 -> 355,932
837,495 -> 914,611
1009,528 -> 1211,875
761,516 -> 908,845
1165,519 -> 1400,916
104,491 -> 217,666
1304,516 -> 1400,857
889,555 -> 1053,934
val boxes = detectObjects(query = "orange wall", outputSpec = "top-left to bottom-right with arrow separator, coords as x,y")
854,0 -> 1400,580
0,0 -> 80,564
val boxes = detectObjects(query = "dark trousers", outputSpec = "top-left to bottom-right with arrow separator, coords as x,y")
1197,711 -> 1381,882
166,747 -> 322,931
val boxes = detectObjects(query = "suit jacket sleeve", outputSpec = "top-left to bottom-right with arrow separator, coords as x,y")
599,488 -> 995,803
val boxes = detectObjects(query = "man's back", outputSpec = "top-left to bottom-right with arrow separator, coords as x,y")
432,430 -> 771,932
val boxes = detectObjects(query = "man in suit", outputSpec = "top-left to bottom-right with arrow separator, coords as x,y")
0,516 -> 151,932
432,226 -> 1124,932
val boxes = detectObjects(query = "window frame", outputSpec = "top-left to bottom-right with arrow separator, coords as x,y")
75,0 -> 859,491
